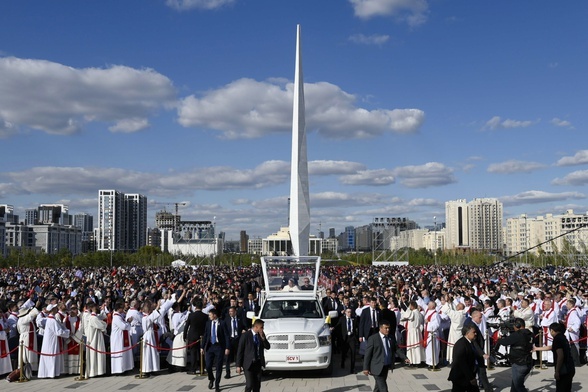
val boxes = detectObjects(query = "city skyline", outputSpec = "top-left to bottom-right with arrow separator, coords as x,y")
1,1 -> 588,240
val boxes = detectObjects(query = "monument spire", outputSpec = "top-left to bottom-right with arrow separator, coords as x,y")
289,24 -> 310,256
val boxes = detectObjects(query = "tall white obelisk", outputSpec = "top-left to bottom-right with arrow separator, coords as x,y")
289,24 -> 310,257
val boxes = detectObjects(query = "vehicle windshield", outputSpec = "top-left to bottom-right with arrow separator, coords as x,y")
260,299 -> 323,319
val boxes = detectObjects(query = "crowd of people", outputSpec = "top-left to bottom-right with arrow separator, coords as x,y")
0,263 -> 585,391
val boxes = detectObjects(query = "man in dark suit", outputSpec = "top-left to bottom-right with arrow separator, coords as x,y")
201,309 -> 230,392
448,324 -> 479,391
463,310 -> 492,392
337,307 -> 359,373
222,306 -> 245,379
379,297 -> 397,338
363,321 -> 395,392
183,299 -> 209,375
359,297 -> 381,343
243,292 -> 260,329
236,319 -> 271,392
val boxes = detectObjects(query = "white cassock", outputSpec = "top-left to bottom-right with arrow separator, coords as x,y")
64,315 -> 81,374
142,299 -> 175,373
37,315 -> 70,378
111,312 -> 134,374
540,308 -> 558,363
440,304 -> 466,364
424,309 -> 440,366
167,311 -> 189,367
402,308 -> 424,365
17,308 -> 40,371
85,313 -> 107,378
126,307 -> 143,357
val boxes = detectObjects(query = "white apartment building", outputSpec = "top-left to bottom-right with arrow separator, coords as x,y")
506,210 -> 588,256
445,199 -> 469,249
248,238 -> 263,255
468,198 -> 503,252
389,228 -> 446,253
30,224 -> 82,255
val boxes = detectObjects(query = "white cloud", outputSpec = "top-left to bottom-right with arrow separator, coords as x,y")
340,169 -> 395,186
0,57 -> 175,136
556,150 -> 588,167
483,115 -> 535,130
177,78 -> 424,139
392,162 -> 456,188
348,33 -> 390,45
349,0 -> 429,26
108,118 -> 150,133
551,117 -> 573,128
0,118 -> 18,138
500,190 -> 586,206
309,160 -> 366,175
166,0 -> 236,11
487,160 -> 546,174
552,170 -> 588,186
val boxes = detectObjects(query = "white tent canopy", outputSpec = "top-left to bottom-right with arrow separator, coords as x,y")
171,259 -> 186,268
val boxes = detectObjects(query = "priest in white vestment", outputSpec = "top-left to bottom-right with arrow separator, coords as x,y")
17,304 -> 40,371
85,303 -> 107,378
111,301 -> 134,374
64,306 -> 81,374
401,301 -> 424,366
423,301 -> 441,369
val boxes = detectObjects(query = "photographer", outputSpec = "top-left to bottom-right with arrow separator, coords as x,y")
495,318 -> 534,392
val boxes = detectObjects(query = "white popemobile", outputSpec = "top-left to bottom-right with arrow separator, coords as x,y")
247,256 -> 337,373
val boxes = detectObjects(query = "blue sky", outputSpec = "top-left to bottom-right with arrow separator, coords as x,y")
1,0 -> 588,241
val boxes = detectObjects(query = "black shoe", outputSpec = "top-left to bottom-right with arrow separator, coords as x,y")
224,374 -> 230,379
208,380 -> 214,389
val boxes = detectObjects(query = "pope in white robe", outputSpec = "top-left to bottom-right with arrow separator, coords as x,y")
441,302 -> 467,364
38,306 -> 70,379
141,297 -> 176,373
167,309 -> 189,367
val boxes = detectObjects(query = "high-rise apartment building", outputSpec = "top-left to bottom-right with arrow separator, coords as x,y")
74,212 -> 95,252
125,193 -> 147,251
98,190 -> 146,252
468,198 -> 503,252
445,199 -> 469,249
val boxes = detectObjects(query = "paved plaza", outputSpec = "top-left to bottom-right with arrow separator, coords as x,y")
4,354 -> 585,392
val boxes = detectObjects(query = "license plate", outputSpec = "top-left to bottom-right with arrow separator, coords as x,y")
286,355 -> 300,363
